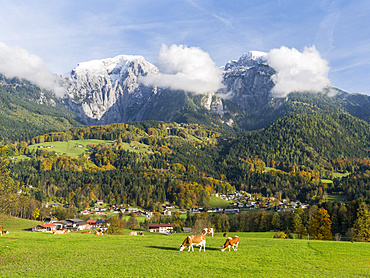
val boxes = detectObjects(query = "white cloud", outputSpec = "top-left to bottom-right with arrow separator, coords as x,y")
0,42 -> 65,97
266,46 -> 331,97
138,44 -> 224,94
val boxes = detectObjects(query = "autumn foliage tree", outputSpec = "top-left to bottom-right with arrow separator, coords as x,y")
0,145 -> 22,218
309,208 -> 332,240
353,202 -> 370,242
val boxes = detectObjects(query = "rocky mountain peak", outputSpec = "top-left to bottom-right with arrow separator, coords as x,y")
224,51 -> 268,71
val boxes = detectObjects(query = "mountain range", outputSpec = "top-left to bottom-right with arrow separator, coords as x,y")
61,51 -> 370,130
1,51 -> 370,142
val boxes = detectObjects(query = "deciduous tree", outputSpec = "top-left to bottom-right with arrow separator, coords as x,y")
353,202 -> 370,242
309,208 -> 332,240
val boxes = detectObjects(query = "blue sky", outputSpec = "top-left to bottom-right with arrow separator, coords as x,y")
0,0 -> 370,94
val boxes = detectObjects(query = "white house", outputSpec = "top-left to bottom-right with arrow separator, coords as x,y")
148,223 -> 174,234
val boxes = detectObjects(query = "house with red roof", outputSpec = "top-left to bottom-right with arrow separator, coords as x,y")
32,223 -> 58,232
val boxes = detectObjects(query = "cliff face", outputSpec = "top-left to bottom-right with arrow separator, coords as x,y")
63,55 -> 160,125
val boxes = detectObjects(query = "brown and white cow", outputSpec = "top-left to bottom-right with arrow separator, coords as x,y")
180,234 -> 206,252
202,228 -> 214,237
128,231 -> 137,236
94,230 -> 104,235
52,229 -> 66,235
94,228 -> 107,235
1,230 -> 9,236
221,236 -> 239,251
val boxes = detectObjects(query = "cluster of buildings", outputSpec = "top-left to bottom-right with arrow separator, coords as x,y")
32,215 -> 176,235
212,192 -> 308,212
32,217 -> 107,233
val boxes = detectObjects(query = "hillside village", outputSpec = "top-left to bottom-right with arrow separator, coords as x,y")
32,191 -> 309,234
73,191 -> 309,217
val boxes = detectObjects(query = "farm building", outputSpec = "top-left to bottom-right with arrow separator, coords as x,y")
224,208 -> 240,214
32,223 -> 58,232
148,223 -> 174,234
53,220 -> 71,229
86,219 -> 97,228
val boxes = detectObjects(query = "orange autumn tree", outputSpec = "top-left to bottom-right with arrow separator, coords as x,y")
309,208 -> 332,240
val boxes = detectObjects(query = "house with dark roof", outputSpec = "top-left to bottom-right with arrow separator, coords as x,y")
95,219 -> 107,227
53,220 -> 71,230
76,221 -> 90,231
43,216 -> 58,222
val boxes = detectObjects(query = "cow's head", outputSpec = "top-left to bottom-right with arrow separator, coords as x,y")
179,244 -> 186,251
221,245 -> 227,252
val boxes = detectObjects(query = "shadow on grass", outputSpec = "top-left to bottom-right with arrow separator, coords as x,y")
147,245 -> 178,251
147,245 -> 221,251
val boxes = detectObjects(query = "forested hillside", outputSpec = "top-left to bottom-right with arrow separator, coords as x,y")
222,113 -> 370,167
5,113 -> 369,212
0,75 -> 81,142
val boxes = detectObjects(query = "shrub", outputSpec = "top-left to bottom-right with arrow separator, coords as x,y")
273,231 -> 287,239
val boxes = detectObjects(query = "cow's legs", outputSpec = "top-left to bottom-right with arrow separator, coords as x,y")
234,242 -> 239,251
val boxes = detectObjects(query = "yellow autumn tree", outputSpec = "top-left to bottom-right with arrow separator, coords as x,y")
309,208 -> 332,240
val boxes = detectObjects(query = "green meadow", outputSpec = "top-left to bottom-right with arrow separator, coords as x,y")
0,219 -> 369,277
27,139 -> 153,158
209,196 -> 232,209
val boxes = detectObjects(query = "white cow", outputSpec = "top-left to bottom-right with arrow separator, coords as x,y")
180,234 -> 206,252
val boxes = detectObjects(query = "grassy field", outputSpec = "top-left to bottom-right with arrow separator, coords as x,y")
0,219 -> 369,277
26,139 -> 152,158
321,179 -> 333,184
209,196 -> 232,209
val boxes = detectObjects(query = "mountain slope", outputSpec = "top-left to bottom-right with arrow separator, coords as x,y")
221,113 -> 370,168
0,75 -> 81,142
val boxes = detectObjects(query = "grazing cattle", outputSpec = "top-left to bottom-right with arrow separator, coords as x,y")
221,236 -> 239,252
1,230 -> 9,235
82,231 -> 90,234
223,232 -> 228,237
52,230 -> 66,235
128,231 -> 137,236
202,228 -> 214,237
180,234 -> 206,252
95,228 -> 107,235
94,230 -> 104,235
139,231 -> 144,236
